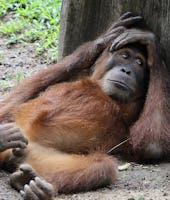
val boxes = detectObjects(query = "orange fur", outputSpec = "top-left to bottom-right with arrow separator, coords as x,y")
130,44 -> 170,160
0,41 -> 105,123
26,143 -> 117,193
0,26 -> 169,196
14,79 -> 128,151
12,76 -> 141,193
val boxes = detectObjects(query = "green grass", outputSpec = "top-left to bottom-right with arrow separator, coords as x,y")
0,80 -> 11,88
0,0 -> 62,62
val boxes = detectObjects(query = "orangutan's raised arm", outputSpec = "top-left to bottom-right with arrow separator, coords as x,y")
0,12 -> 142,122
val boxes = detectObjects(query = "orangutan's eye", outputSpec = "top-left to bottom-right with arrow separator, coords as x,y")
136,59 -> 143,66
121,53 -> 129,59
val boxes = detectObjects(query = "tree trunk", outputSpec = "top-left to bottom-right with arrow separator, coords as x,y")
58,0 -> 170,68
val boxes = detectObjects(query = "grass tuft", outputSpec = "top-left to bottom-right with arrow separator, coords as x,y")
0,0 -> 62,62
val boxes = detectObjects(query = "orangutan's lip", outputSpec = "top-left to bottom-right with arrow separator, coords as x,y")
107,79 -> 134,92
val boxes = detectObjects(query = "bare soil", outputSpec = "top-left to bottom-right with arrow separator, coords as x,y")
0,37 -> 169,200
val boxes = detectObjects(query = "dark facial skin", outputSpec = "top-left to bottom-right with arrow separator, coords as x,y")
98,44 -> 148,103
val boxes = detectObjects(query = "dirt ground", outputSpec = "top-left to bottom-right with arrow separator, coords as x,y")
0,37 -> 169,200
